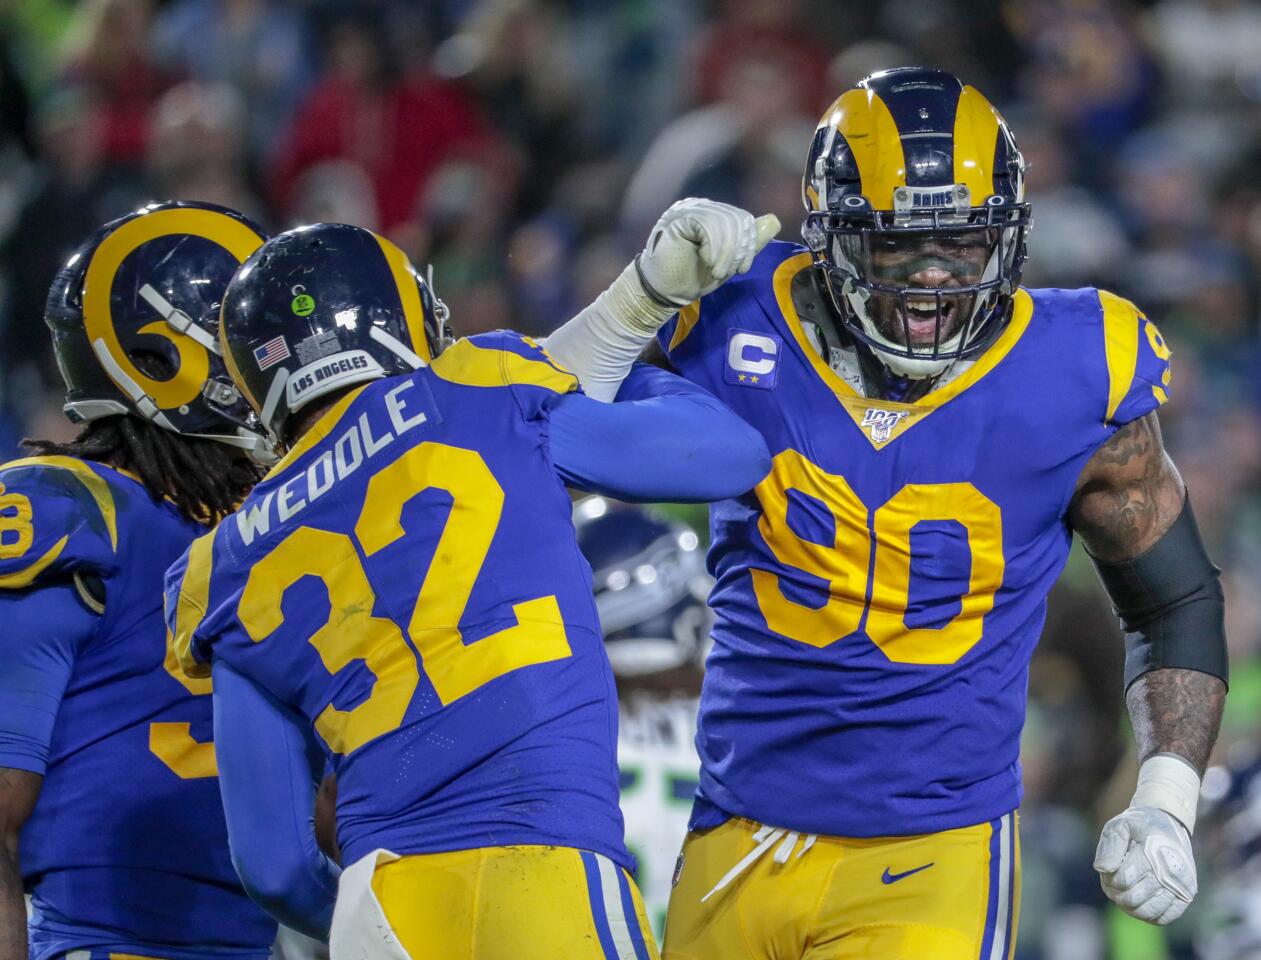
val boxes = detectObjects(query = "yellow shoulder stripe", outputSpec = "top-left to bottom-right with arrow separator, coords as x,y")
431,338 -> 578,394
1099,290 -> 1141,423
0,455 -> 118,551
172,531 -> 216,680
669,300 -> 702,353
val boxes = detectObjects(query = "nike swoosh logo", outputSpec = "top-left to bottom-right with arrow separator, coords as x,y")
881,862 -> 935,884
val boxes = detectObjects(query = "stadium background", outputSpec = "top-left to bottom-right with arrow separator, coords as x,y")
0,0 -> 1259,956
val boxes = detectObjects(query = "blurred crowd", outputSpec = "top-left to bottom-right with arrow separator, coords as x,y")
2,0 -> 1261,956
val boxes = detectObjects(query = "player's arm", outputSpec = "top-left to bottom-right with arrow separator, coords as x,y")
544,199 -> 779,401
548,362 -> 770,502
0,768 -> 38,960
0,583 -> 97,960
1069,412 -> 1225,925
212,660 -> 340,941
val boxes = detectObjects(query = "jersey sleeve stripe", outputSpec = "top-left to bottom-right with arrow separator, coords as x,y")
1,455 -> 119,550
0,535 -> 69,588
432,338 -> 579,393
668,300 -> 702,353
172,531 -> 217,680
1099,290 -> 1141,423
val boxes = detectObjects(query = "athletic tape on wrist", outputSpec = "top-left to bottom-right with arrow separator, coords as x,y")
1132,754 -> 1201,834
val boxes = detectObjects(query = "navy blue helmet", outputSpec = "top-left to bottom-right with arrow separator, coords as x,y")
217,222 -> 451,444
574,498 -> 713,677
802,67 -> 1030,379
45,201 -> 273,461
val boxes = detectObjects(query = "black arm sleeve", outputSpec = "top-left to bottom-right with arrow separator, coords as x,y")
1089,495 -> 1227,690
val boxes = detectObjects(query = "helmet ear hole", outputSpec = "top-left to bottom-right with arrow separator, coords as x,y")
129,347 -> 177,381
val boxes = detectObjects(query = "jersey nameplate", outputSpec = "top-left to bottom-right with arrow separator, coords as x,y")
236,379 -> 435,546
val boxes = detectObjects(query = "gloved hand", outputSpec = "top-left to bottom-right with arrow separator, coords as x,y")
636,198 -> 781,310
542,199 -> 779,401
1094,756 -> 1200,925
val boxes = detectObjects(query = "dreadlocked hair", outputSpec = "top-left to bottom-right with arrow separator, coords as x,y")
22,416 -> 264,526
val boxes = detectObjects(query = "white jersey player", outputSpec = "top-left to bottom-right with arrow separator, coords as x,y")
574,498 -> 712,939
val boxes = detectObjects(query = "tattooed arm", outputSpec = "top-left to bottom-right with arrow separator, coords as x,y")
0,768 -> 40,960
1071,412 -> 1225,925
1069,413 -> 1225,773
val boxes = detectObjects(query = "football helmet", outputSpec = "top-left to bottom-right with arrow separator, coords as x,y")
45,201 -> 274,461
574,497 -> 713,677
218,222 -> 451,444
802,67 -> 1030,379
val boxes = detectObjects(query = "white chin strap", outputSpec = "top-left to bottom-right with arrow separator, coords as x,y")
198,427 -> 280,466
91,337 -> 278,464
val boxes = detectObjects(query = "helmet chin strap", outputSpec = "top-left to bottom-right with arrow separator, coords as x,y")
91,338 -> 178,429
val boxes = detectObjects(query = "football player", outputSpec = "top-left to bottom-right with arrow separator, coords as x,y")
574,498 -> 710,940
165,211 -> 775,957
546,68 -> 1226,957
0,203 -> 278,960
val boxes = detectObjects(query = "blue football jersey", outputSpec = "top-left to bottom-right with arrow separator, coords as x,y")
168,332 -> 630,871
0,456 -> 276,960
656,241 -> 1172,838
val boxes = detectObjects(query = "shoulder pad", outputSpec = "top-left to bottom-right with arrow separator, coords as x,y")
1098,290 -> 1172,427
0,456 -> 119,589
431,330 -> 581,395
165,528 -> 217,680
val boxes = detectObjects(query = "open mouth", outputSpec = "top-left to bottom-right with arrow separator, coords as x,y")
898,298 -> 958,349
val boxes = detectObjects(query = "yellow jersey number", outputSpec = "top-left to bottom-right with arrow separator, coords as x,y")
0,487 -> 34,559
237,441 -> 572,756
751,449 -> 1005,664
153,533 -> 219,778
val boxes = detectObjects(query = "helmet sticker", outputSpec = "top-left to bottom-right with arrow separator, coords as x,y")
286,350 -> 385,410
296,329 -> 343,364
253,335 -> 292,370
81,207 -> 264,410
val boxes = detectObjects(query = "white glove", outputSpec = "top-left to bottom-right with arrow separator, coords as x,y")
637,198 -> 781,310
1094,755 -> 1200,925
543,199 -> 779,401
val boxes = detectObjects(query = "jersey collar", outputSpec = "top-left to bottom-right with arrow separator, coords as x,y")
772,252 -> 1033,450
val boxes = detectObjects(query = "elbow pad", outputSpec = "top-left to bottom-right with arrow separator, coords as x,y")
1089,496 -> 1227,690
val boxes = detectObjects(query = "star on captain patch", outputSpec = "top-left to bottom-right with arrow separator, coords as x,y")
861,407 -> 910,444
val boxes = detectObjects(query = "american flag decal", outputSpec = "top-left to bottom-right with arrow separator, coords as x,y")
253,336 -> 291,370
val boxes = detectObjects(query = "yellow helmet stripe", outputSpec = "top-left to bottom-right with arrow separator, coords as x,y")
218,302 -> 259,413
83,207 -> 265,411
831,88 -> 907,206
952,85 -> 1002,201
371,232 -> 433,365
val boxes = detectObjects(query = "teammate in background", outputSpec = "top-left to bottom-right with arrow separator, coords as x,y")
0,203 -> 278,960
547,69 -> 1226,957
574,498 -> 710,940
166,211 -> 774,957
